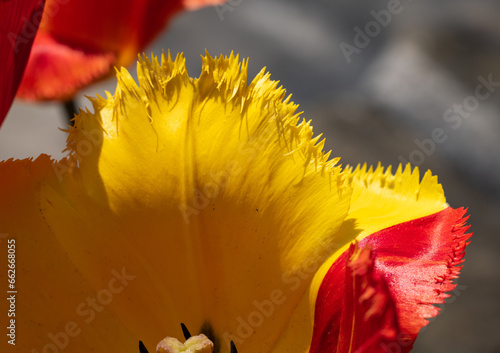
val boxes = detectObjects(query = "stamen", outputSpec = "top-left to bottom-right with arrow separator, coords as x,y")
181,322 -> 192,340
154,323 -> 218,353
139,340 -> 150,353
230,341 -> 238,353
157,334 -> 214,353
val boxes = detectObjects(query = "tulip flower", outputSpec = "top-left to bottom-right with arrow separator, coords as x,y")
0,0 -> 45,126
0,52 -> 470,353
16,0 -> 225,101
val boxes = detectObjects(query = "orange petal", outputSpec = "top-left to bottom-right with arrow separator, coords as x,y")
0,156 -> 134,352
183,0 -> 228,10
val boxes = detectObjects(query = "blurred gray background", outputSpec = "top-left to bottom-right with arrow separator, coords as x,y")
1,0 -> 499,352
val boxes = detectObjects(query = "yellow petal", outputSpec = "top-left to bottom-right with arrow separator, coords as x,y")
345,163 -> 447,236
1,52 -> 353,353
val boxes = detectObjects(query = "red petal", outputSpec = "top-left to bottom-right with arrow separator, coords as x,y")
310,245 -> 401,353
17,0 -> 226,100
38,0 -> 181,56
16,33 -> 115,101
0,0 -> 45,125
310,207 -> 471,353
359,207 -> 471,350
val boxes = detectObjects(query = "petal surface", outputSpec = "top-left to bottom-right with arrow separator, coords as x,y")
0,156 -> 134,352
1,53 -> 352,353
0,0 -> 45,124
358,207 -> 471,351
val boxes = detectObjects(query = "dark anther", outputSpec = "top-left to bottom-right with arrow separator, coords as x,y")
230,340 -> 238,353
181,322 -> 192,340
200,321 -> 220,353
139,340 -> 149,353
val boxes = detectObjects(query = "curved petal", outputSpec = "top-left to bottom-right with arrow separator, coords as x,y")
312,164 -> 449,299
309,164 -> 471,353
359,207 -> 471,351
1,53 -> 352,353
0,0 -> 45,125
18,0 -> 227,100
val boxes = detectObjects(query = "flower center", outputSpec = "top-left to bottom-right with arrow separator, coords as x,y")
139,324 -> 238,353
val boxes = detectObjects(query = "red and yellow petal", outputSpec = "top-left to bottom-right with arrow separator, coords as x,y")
311,164 -> 450,302
309,165 -> 471,353
0,0 -> 45,124
358,206 -> 471,348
